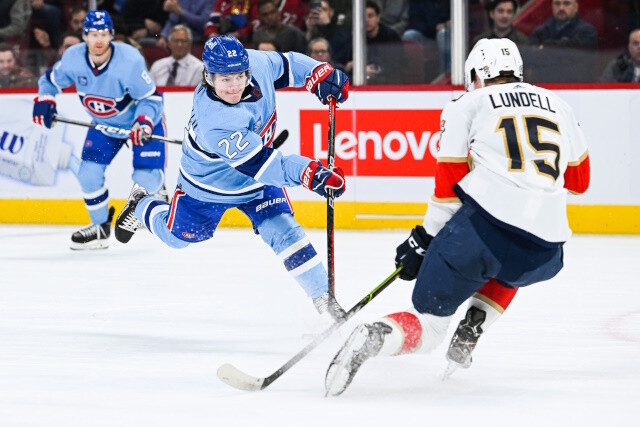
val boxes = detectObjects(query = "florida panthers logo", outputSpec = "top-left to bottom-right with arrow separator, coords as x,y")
82,95 -> 118,118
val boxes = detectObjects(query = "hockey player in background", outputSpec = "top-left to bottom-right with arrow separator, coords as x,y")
32,10 -> 167,251
324,38 -> 591,396
114,35 -> 349,323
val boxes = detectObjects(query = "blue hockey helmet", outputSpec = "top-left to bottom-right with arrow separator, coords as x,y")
202,35 -> 250,86
82,10 -> 114,35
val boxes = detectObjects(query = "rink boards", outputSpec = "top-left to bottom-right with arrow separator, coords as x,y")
0,86 -> 638,233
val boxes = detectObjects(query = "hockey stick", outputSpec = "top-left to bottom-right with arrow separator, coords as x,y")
326,96 -> 337,295
216,266 -> 402,392
272,129 -> 289,150
55,116 -> 290,149
54,116 -> 182,144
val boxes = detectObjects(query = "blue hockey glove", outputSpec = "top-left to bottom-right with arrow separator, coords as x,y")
131,115 -> 153,146
302,160 -> 346,198
395,225 -> 433,281
305,63 -> 349,105
32,95 -> 57,128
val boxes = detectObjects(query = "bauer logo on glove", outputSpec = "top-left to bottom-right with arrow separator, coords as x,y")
302,160 -> 346,198
305,63 -> 349,105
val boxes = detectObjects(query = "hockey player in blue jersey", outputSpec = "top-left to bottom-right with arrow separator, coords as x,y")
32,10 -> 167,250
114,35 -> 349,322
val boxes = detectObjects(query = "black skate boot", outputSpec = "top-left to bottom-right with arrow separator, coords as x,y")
445,306 -> 486,375
313,291 -> 347,323
70,206 -> 115,250
325,321 -> 392,396
115,184 -> 148,243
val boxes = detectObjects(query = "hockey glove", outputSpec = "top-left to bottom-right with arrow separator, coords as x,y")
130,115 -> 153,146
302,160 -> 346,198
32,95 -> 57,128
305,63 -> 349,105
395,225 -> 433,281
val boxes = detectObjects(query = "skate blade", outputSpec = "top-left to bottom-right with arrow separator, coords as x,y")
442,362 -> 459,381
324,325 -> 370,397
70,240 -> 109,250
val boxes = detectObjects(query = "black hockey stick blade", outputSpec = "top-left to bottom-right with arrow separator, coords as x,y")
272,129 -> 289,149
216,267 -> 403,392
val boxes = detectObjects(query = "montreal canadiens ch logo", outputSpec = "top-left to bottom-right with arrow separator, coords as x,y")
82,95 -> 118,118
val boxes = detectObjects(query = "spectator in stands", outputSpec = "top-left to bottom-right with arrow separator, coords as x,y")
48,30 -> 80,66
58,29 -> 80,52
0,42 -> 36,87
472,0 -> 528,47
525,0 -> 597,82
600,28 -> 640,83
248,0 -> 309,32
204,0 -> 256,45
157,0 -> 215,48
308,37 -> 332,64
402,0 -> 450,73
0,0 -> 31,43
305,0 -> 351,67
529,0 -> 597,49
379,0 -> 409,36
344,0 -> 406,84
149,25 -> 203,86
268,0 -> 309,30
253,0 -> 306,53
68,6 -> 86,33
30,1 -> 64,50
123,0 -> 168,43
257,39 -> 279,51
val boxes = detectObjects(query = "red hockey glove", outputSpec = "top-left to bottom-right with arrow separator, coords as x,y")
305,63 -> 349,105
130,115 -> 153,146
302,160 -> 346,198
32,95 -> 57,128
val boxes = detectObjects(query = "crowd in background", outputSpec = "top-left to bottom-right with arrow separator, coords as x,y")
1,0 -> 639,88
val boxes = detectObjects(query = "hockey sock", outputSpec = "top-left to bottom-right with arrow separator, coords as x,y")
78,160 -> 109,224
258,214 -> 327,298
468,278 -> 518,332
475,278 -> 518,313
135,196 -> 188,249
83,186 -> 109,224
377,309 -> 452,356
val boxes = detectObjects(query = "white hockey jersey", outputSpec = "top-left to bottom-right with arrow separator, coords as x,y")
424,82 -> 589,244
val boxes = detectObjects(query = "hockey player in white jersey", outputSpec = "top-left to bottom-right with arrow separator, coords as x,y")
324,38 -> 591,396
32,10 -> 167,250
115,35 -> 349,322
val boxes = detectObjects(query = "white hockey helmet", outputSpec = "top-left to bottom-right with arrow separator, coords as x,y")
464,38 -> 523,91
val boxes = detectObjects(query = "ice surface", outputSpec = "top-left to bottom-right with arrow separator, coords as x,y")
1,227 -> 638,426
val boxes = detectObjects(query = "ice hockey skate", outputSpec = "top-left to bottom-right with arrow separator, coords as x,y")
70,206 -> 115,250
115,184 -> 148,243
325,322 -> 391,396
313,291 -> 347,323
443,306 -> 486,379
152,183 -> 169,203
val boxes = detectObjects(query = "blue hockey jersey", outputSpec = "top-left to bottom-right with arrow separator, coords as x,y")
179,50 -> 321,203
38,42 -> 163,140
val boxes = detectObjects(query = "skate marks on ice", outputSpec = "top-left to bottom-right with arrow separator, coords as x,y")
0,228 -> 639,426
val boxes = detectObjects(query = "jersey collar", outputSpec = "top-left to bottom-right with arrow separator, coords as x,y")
85,42 -> 115,77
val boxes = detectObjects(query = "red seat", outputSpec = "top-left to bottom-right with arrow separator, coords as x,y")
143,45 -> 170,68
191,43 -> 205,61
